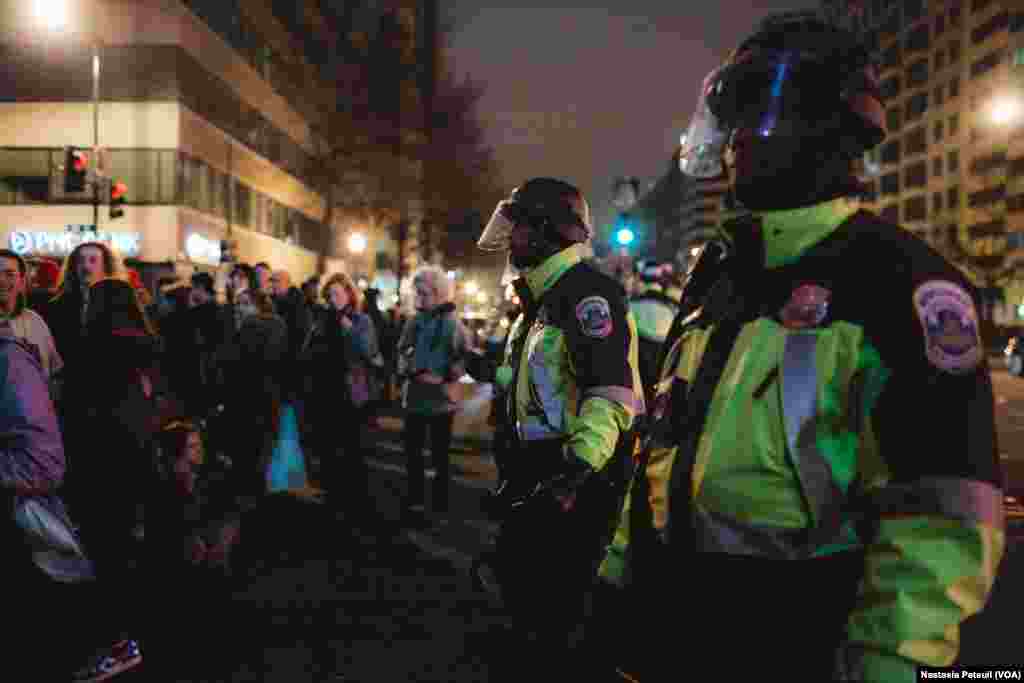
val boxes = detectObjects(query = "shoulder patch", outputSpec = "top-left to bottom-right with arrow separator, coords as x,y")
576,295 -> 614,338
912,280 -> 983,375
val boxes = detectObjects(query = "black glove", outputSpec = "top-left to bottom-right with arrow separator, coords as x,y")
544,454 -> 596,513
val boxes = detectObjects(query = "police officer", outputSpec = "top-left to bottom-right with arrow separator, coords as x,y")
629,261 -> 680,397
470,177 -> 644,678
599,13 -> 1005,682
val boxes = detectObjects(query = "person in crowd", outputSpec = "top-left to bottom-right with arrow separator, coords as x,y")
271,268 -> 313,376
396,265 -> 471,526
27,256 -> 60,313
227,263 -> 256,332
0,313 -> 144,682
144,419 -> 240,678
44,241 -> 121,371
253,261 -> 273,296
0,249 -> 63,383
301,276 -> 324,317
308,272 -> 381,521
189,272 -> 230,417
69,277 -> 157,682
221,290 -> 288,500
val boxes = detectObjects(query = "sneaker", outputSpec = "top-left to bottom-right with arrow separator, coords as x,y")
72,639 -> 142,682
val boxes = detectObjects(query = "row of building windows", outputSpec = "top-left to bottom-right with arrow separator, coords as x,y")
879,149 -> 961,195
882,114 -> 961,165
0,148 -> 322,251
879,186 -> 961,223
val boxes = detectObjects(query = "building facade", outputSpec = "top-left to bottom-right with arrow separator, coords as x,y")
0,0 -> 430,291
823,0 -> 1024,320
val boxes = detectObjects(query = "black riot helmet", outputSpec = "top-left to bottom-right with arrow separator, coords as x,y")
679,12 -> 885,208
478,178 -> 593,270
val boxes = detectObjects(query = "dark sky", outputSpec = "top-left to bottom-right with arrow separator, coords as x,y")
446,1 -> 819,232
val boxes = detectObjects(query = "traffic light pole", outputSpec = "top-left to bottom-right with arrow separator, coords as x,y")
91,44 -> 100,231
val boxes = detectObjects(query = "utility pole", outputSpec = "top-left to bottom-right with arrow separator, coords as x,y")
92,44 -> 100,230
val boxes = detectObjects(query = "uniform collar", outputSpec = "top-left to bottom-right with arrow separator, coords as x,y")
524,243 -> 586,299
754,197 -> 859,269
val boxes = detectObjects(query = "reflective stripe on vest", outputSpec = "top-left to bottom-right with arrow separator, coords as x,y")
868,477 -> 1005,529
693,331 -> 848,558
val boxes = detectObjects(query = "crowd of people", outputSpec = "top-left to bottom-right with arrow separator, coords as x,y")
0,238 -> 477,681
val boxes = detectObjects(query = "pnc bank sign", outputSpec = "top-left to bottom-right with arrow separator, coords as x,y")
8,228 -> 142,258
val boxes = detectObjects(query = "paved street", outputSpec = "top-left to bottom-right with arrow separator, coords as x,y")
134,373 -> 1024,681
993,365 -> 1024,495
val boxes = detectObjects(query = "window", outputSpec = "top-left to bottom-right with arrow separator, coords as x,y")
904,195 -> 927,221
1015,47 -> 1024,66
907,59 -> 929,86
1007,231 -> 1024,247
881,204 -> 900,222
934,83 -> 945,106
936,13 -> 946,35
948,149 -> 960,171
906,0 -> 924,19
882,139 -> 902,164
972,0 -> 993,13
970,150 -> 1007,174
948,185 -> 961,207
0,148 -> 51,205
949,77 -> 960,98
882,42 -> 901,69
881,76 -> 902,99
887,107 -> 902,132
949,40 -> 961,62
968,184 -> 1006,207
106,149 -> 177,204
971,50 -> 1003,79
1010,157 -> 1024,177
934,191 -> 944,212
950,113 -> 960,134
935,49 -> 946,71
1007,194 -> 1024,212
933,156 -> 944,177
904,161 -> 928,188
950,3 -> 962,26
905,92 -> 928,122
972,11 -> 1008,44
969,218 -> 1005,239
934,119 -> 945,142
234,182 -> 253,227
905,125 -> 927,155
906,22 -> 930,53
1013,13 -> 1024,33
881,172 -> 900,194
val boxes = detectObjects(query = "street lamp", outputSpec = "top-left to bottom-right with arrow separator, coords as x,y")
348,232 -> 367,254
476,291 -> 488,304
33,0 -> 68,31
991,96 -> 1021,126
464,280 -> 479,296
35,0 -> 101,229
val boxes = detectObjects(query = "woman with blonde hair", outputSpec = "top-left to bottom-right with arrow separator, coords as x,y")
396,265 -> 471,525
308,271 -> 381,519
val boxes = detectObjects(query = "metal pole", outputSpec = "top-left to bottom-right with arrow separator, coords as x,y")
92,44 -> 100,230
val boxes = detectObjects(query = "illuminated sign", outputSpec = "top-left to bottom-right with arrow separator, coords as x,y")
8,228 -> 141,258
185,233 -> 222,264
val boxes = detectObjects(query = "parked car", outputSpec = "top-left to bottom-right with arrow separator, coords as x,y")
1005,335 -> 1023,376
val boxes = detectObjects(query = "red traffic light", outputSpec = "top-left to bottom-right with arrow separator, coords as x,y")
72,151 -> 89,172
111,181 -> 127,200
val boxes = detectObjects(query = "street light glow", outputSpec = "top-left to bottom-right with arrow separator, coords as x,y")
464,280 -> 479,295
347,232 -> 367,254
615,228 -> 635,246
34,0 -> 68,31
991,97 -> 1021,126
476,291 -> 488,304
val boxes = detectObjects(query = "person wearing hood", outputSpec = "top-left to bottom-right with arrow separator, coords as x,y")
598,12 -> 1004,682
396,265 -> 471,525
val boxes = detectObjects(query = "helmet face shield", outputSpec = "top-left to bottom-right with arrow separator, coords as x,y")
680,50 -> 847,178
477,200 -> 519,252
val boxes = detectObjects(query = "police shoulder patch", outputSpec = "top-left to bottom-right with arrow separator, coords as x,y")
912,280 -> 983,375
576,295 -> 614,338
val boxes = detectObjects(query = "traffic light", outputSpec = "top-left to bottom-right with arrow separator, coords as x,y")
64,148 -> 89,193
109,180 -> 127,220
615,226 -> 635,246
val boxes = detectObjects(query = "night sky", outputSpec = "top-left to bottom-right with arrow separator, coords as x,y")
447,1 -> 819,233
